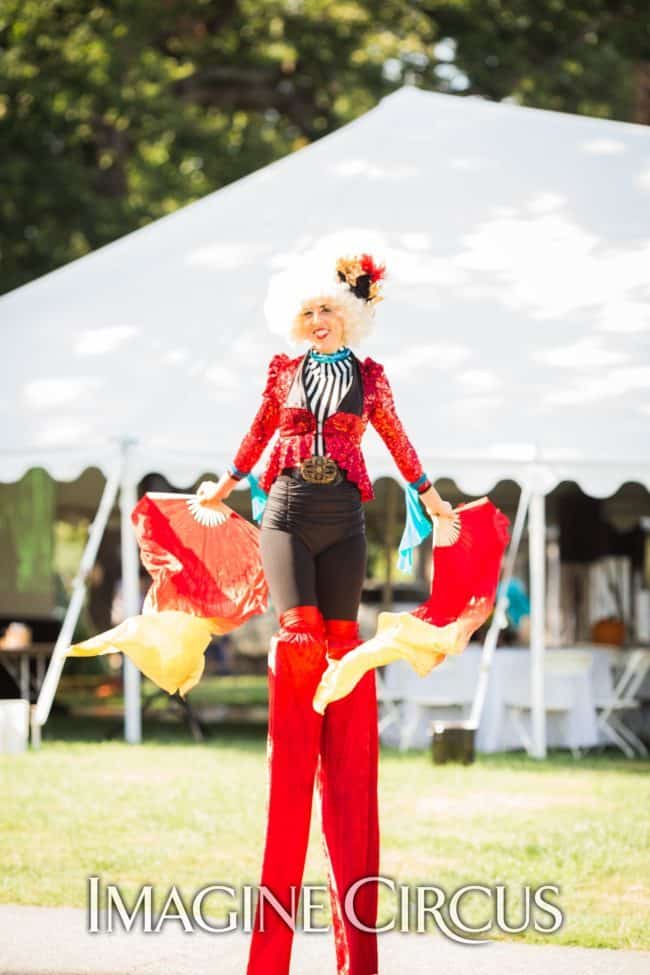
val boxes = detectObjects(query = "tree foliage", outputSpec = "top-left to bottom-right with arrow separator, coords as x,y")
426,0 -> 650,120
1,0 -> 647,294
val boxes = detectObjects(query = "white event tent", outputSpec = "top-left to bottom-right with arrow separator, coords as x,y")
2,85 -> 649,754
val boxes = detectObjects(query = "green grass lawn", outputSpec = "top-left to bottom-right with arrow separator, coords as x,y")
1,678 -> 648,951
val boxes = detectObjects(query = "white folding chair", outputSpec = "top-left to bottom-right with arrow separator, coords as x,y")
375,667 -> 403,738
595,649 -> 650,758
503,650 -> 594,758
397,655 -> 475,752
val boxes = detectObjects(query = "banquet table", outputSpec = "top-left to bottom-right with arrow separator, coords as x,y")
379,643 -> 629,753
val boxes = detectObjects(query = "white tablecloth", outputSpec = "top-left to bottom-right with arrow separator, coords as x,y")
379,644 -> 625,753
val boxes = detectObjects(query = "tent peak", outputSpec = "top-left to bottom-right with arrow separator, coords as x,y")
379,83 -> 650,135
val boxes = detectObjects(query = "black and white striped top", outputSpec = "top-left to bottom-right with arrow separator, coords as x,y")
304,351 -> 354,455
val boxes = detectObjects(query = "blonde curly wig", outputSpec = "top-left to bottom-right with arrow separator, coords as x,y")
263,251 -> 381,348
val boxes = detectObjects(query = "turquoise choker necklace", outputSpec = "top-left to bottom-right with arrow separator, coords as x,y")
309,346 -> 351,363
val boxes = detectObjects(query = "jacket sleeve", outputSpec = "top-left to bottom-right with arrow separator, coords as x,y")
231,354 -> 285,475
368,363 -> 427,486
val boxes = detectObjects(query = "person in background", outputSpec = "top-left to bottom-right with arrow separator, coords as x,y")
497,575 -> 531,646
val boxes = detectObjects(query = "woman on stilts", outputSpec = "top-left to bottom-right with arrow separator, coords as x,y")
197,249 -> 453,975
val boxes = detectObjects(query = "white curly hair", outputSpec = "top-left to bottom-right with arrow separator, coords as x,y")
263,247 -> 382,347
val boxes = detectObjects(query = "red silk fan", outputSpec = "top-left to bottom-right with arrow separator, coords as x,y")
68,493 -> 269,698
313,497 -> 510,713
132,493 -> 269,630
413,496 -> 511,629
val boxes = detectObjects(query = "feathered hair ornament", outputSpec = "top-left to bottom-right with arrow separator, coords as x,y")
336,253 -> 386,306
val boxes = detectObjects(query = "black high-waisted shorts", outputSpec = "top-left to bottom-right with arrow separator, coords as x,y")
261,472 -> 365,553
259,471 -> 367,619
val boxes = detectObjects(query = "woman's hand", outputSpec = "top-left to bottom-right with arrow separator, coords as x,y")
418,486 -> 453,520
196,473 -> 239,508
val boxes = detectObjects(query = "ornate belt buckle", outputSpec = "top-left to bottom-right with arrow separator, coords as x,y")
299,456 -> 339,484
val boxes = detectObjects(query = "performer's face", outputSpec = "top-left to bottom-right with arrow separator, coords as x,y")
296,296 -> 346,353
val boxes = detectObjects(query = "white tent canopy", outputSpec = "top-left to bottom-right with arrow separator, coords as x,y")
2,85 -> 650,496
3,85 -> 649,756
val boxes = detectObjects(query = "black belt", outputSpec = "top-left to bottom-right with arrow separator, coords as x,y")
282,457 -> 345,485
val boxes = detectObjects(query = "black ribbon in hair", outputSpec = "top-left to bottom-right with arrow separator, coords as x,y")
337,270 -> 372,302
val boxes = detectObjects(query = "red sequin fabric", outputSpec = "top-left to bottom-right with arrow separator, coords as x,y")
232,353 -> 425,501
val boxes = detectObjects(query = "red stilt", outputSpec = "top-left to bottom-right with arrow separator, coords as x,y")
246,605 -> 327,975
246,611 -> 380,975
318,619 -> 380,975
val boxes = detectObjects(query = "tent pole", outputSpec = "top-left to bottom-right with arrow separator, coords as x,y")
32,453 -> 125,746
120,438 -> 142,744
547,525 -> 562,646
469,482 -> 531,731
382,478 -> 398,610
529,489 -> 547,758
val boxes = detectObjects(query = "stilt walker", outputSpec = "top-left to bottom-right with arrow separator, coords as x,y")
67,244 -> 509,975
197,247 -> 456,975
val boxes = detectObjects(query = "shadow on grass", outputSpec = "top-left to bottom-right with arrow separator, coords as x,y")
381,743 -> 649,774
43,712 -> 267,750
41,712 -> 649,775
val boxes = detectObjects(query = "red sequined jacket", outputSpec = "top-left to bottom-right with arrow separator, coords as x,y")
231,352 -> 426,503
